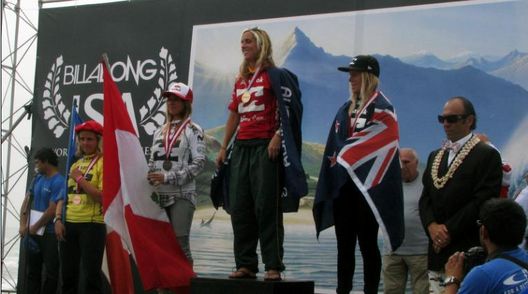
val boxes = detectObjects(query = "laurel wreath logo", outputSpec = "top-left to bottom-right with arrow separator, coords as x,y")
139,47 -> 178,135
42,55 -> 70,138
41,48 -> 176,138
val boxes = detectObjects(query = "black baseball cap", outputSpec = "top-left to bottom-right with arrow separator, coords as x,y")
338,55 -> 380,77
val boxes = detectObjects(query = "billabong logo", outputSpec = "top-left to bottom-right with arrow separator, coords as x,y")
41,47 -> 177,138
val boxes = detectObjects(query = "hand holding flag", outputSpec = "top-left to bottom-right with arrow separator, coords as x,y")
102,55 -> 194,292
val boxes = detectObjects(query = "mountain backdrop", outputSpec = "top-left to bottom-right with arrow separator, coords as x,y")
192,27 -> 528,165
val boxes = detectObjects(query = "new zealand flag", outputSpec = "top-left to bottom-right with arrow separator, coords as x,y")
313,91 -> 404,251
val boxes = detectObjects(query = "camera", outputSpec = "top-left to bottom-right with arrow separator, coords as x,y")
463,246 -> 486,275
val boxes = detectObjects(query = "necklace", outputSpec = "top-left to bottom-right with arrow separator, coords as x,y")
430,135 -> 480,189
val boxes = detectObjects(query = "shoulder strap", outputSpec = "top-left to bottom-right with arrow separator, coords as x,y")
498,253 -> 528,270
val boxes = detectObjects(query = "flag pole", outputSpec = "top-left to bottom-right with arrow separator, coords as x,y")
101,54 -> 136,294
62,100 -> 82,219
101,53 -> 111,71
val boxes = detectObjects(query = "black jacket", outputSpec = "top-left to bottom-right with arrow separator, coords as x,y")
419,140 -> 502,271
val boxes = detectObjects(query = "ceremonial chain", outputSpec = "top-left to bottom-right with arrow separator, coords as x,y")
431,135 -> 480,189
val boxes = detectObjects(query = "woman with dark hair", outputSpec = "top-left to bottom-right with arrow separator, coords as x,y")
54,120 -> 105,294
215,27 -> 305,281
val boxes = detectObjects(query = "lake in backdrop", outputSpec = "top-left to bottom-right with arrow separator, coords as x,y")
191,208 -> 412,293
3,208 -> 417,293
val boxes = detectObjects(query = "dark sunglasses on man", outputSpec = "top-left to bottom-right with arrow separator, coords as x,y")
437,114 -> 469,124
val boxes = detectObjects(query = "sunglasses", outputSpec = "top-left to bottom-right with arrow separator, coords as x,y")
437,114 -> 468,124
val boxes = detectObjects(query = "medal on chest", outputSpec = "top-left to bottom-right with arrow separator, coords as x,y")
72,195 -> 82,205
162,160 -> 173,171
164,118 -> 191,171
241,91 -> 251,103
240,67 -> 261,104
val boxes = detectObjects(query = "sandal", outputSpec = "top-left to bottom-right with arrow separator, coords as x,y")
264,270 -> 282,281
229,267 -> 257,279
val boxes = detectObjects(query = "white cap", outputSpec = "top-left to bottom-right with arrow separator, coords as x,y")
162,82 -> 193,103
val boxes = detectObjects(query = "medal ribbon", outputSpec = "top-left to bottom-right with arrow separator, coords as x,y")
349,91 -> 379,135
76,154 -> 100,193
164,117 -> 191,161
240,66 -> 261,99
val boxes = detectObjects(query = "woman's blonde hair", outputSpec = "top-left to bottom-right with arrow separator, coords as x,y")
162,99 -> 192,136
349,72 -> 379,115
239,27 -> 275,80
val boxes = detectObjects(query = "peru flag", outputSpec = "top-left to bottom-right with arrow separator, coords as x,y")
102,59 -> 194,292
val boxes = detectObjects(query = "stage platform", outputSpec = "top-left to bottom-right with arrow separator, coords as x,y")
191,276 -> 314,294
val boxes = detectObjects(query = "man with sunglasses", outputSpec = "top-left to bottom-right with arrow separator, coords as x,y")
419,96 -> 503,293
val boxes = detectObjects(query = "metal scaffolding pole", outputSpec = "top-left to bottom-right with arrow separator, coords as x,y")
2,0 -> 22,287
1,0 -> 39,291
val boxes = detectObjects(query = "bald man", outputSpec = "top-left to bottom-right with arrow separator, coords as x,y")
383,148 -> 429,294
419,96 -> 502,293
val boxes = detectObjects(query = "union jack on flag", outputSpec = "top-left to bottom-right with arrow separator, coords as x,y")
313,91 -> 404,251
339,107 -> 399,189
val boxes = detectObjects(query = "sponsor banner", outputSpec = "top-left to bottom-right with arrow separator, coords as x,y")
33,0 -> 187,166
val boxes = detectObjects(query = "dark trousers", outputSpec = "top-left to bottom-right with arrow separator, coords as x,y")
229,139 -> 284,273
26,233 -> 59,294
334,180 -> 381,294
59,222 -> 106,294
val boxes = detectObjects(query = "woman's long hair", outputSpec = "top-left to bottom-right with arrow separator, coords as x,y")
349,72 -> 379,115
238,27 -> 275,80
162,99 -> 192,136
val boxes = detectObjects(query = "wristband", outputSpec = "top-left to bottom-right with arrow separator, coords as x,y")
443,276 -> 461,287
220,146 -> 226,150
75,175 -> 84,183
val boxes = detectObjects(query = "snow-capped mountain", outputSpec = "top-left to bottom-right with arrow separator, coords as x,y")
192,28 -> 528,161
403,50 -> 528,90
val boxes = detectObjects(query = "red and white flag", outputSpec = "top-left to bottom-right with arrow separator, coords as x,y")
102,59 -> 194,292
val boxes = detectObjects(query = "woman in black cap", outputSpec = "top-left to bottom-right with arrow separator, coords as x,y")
314,55 -> 403,294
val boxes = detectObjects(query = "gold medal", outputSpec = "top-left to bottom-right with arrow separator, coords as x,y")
73,195 -> 82,205
241,91 -> 251,103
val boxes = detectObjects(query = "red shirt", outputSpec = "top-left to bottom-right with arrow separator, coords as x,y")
228,70 -> 278,140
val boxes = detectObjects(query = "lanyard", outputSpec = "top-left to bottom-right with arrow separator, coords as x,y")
76,155 -> 99,193
349,91 -> 379,135
164,117 -> 191,160
241,67 -> 261,96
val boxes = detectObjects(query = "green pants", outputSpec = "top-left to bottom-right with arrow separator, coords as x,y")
229,139 -> 285,273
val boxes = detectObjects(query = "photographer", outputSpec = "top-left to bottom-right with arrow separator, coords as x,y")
444,198 -> 528,293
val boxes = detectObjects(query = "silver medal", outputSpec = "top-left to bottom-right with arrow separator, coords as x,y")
162,160 -> 172,171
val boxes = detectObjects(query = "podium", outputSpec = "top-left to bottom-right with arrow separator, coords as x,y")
191,277 -> 314,294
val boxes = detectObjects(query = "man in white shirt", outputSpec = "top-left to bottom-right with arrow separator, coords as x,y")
383,148 -> 429,294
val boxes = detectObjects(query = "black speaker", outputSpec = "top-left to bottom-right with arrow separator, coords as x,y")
191,277 -> 314,294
